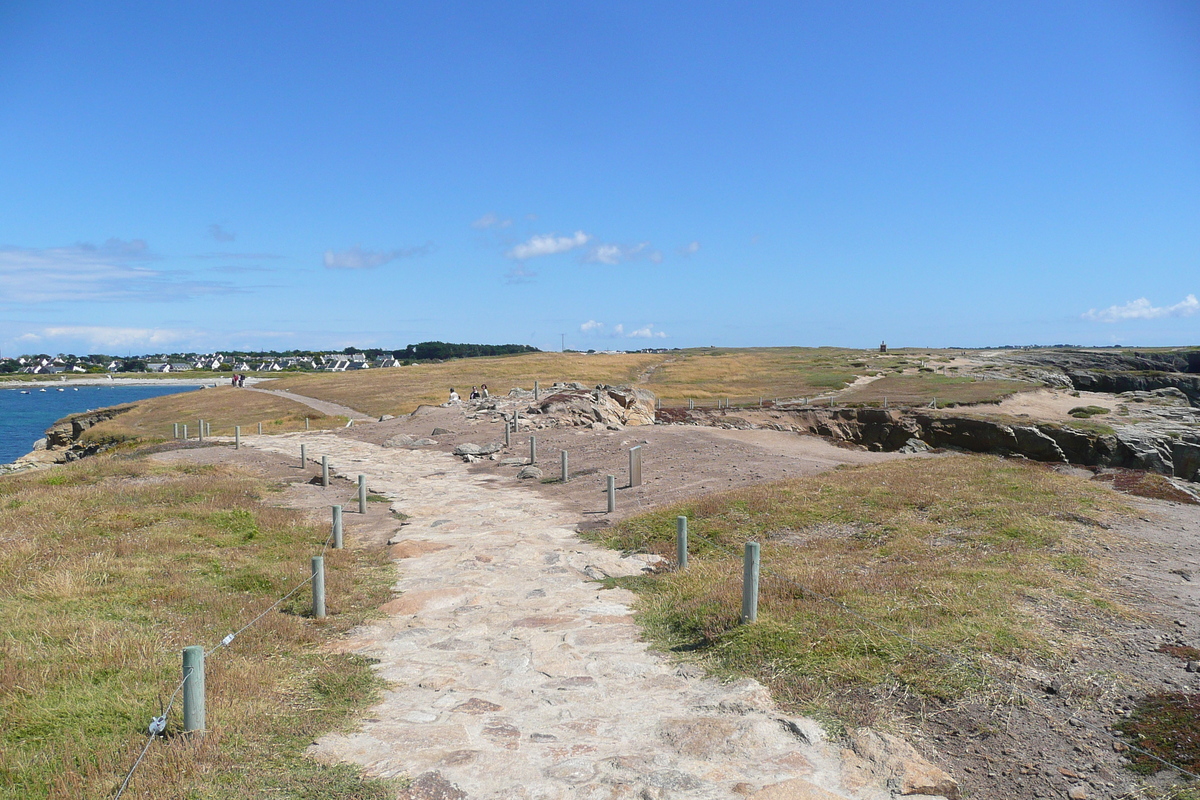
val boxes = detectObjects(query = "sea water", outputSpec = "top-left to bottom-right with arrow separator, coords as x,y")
0,384 -> 200,464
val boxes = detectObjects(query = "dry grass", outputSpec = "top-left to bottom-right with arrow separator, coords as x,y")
79,386 -> 345,444
0,452 -> 395,799
643,348 -> 867,403
839,374 -> 1032,407
586,455 -> 1133,724
265,352 -> 665,417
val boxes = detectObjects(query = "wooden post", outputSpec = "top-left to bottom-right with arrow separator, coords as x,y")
504,420 -> 511,447
182,645 -> 205,733
676,516 -> 688,570
300,444 -> 306,468
305,417 -> 310,431
534,380 -> 540,400
688,399 -> 694,410
332,505 -> 343,549
258,422 -> 263,434
606,475 -> 615,513
182,424 -> 188,440
173,422 -> 179,439
629,445 -> 642,487
741,542 -> 760,624
198,419 -> 204,442
311,556 -> 325,618
234,426 -> 240,449
358,475 -> 367,514
321,456 -> 329,488
560,450 -> 568,483
529,436 -> 536,465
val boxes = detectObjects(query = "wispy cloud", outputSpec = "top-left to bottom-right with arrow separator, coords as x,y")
207,224 -> 236,242
16,325 -> 199,350
471,212 -> 512,229
678,241 -> 700,256
504,265 -> 537,284
194,251 -> 282,260
322,244 -> 432,270
506,231 -> 590,261
581,241 -> 663,266
578,320 -> 667,339
0,240 -> 238,304
628,324 -> 667,339
1082,294 -> 1199,323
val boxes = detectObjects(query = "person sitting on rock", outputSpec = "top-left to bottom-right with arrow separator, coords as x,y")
448,388 -> 460,403
469,386 -> 480,400
480,384 -> 489,398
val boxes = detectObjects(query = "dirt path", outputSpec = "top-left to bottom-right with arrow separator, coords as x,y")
234,430 -> 946,800
246,386 -> 375,421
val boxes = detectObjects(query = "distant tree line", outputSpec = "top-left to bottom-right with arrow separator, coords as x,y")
394,342 -> 539,361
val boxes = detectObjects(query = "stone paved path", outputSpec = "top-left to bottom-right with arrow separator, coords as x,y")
239,430 -> 906,800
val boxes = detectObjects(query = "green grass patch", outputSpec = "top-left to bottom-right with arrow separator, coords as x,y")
1069,405 -> 1111,418
1116,693 -> 1200,775
584,455 -> 1130,724
0,451 -> 397,799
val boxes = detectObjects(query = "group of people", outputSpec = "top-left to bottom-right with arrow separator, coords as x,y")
447,384 -> 488,403
230,373 -> 246,388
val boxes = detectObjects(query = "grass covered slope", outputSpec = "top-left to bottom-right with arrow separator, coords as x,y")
585,455 -> 1131,724
80,386 -> 345,444
0,452 -> 395,799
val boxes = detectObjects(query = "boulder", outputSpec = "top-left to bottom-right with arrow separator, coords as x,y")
383,434 -> 416,448
431,427 -> 452,436
453,442 -> 502,456
515,466 -> 543,480
530,385 -> 659,428
842,728 -> 958,799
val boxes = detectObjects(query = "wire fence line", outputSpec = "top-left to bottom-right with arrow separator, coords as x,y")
663,522 -> 1200,782
111,494 -> 343,798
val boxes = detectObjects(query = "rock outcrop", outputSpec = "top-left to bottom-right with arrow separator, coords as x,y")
528,384 -> 658,428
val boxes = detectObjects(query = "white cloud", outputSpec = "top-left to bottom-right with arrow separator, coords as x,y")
471,212 -> 512,229
17,326 -> 199,350
612,323 -> 624,336
627,324 -> 668,339
207,224 -> 236,242
580,319 -> 604,333
323,244 -> 431,269
0,240 -> 237,304
581,241 -> 662,266
506,231 -> 590,261
678,241 -> 700,256
1082,294 -> 1199,323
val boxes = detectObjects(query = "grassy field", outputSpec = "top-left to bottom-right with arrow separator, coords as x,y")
265,352 -> 666,417
642,347 -> 866,403
838,374 -> 1032,407
583,454 -> 1131,727
0,451 -> 395,799
80,387 -> 346,444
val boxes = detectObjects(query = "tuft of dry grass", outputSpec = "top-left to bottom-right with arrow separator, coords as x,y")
0,451 -> 395,799
79,386 -> 345,443
839,374 -> 1032,407
586,454 -> 1134,723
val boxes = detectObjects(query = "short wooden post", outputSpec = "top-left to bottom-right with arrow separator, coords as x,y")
305,417 -> 310,431
759,397 -> 763,408
529,435 -> 536,465
606,475 -> 615,513
198,419 -> 204,442
182,645 -> 205,733
300,444 -> 306,468
173,422 -> 179,439
560,450 -> 568,482
688,399 -> 694,410
534,380 -> 540,400
206,421 -> 211,438
741,542 -> 760,624
234,426 -> 240,449
358,475 -> 367,514
321,456 -> 329,487
676,516 -> 688,570
332,505 -> 343,549
883,397 -> 888,409
257,422 -> 263,434
311,556 -> 325,618
504,420 -> 511,447
182,424 -> 188,440
629,445 -> 642,487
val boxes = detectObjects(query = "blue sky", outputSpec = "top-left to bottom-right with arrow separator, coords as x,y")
0,1 -> 1196,355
